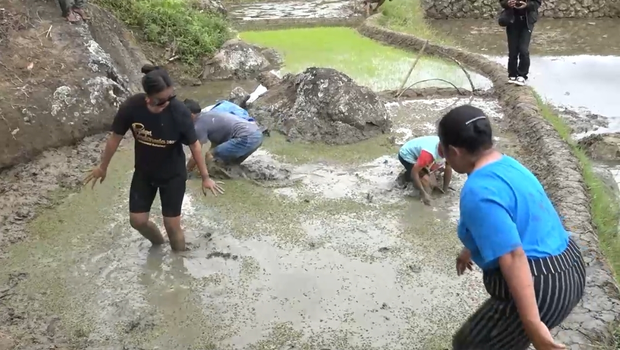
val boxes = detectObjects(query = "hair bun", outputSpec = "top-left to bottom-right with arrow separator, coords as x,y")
141,64 -> 160,75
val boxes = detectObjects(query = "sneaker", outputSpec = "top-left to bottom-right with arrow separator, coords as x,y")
508,77 -> 517,84
514,76 -> 526,86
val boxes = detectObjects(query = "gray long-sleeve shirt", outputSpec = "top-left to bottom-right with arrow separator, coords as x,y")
194,111 -> 259,146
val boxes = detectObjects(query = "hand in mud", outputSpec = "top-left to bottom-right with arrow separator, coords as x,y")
456,248 -> 474,276
529,321 -> 566,350
507,0 -> 517,6
83,166 -> 107,189
422,193 -> 432,206
442,184 -> 451,194
515,1 -> 527,8
202,177 -> 225,196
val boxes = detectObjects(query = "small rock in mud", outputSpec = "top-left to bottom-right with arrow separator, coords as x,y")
407,264 -> 422,273
202,39 -> 280,80
206,251 -> 239,260
558,107 -> 609,135
577,132 -> 620,161
228,86 -> 251,108
257,71 -> 282,89
378,247 -> 390,253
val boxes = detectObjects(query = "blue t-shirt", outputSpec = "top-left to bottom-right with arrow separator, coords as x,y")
399,136 -> 443,164
457,156 -> 569,271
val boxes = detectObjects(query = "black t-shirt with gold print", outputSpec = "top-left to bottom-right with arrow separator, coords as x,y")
111,93 -> 198,180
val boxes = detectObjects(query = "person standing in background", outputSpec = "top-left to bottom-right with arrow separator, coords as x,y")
58,0 -> 89,23
501,0 -> 541,86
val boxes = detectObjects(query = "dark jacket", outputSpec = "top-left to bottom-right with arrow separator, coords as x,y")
499,0 -> 541,29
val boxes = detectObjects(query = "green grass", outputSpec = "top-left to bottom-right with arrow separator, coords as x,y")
378,0 -> 450,45
240,27 -> 476,91
536,94 -> 620,281
94,0 -> 230,65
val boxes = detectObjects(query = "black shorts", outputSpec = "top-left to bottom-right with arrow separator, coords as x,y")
398,154 -> 429,181
129,171 -> 186,217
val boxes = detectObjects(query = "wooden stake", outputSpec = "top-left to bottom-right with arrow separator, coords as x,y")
396,39 -> 428,97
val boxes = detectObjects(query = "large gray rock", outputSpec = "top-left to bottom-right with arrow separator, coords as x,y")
248,67 -> 391,144
0,2 -> 145,169
577,132 -> 620,161
202,39 -> 283,80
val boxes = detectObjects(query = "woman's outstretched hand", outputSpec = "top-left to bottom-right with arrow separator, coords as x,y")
202,177 -> 224,196
83,166 -> 107,189
529,321 -> 566,350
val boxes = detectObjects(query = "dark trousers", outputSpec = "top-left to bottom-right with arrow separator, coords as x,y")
57,0 -> 85,16
453,239 -> 586,350
506,17 -> 533,79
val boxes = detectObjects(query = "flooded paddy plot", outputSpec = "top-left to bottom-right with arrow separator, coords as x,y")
240,27 -> 491,91
0,97 -> 520,349
228,0 -> 357,21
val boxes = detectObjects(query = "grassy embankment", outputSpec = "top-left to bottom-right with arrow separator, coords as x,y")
378,0 -> 451,44
94,0 -> 230,67
382,0 -> 620,345
537,97 -> 620,346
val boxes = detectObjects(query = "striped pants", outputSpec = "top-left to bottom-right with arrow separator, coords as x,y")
453,239 -> 586,350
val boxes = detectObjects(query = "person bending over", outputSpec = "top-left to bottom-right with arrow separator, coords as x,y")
84,65 -> 224,252
438,105 -> 585,350
184,99 -> 263,172
501,0 -> 541,86
398,135 -> 452,205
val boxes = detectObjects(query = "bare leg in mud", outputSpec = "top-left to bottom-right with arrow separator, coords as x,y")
130,213 -> 165,246
163,216 -> 185,252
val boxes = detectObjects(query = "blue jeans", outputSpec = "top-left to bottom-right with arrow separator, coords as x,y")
212,130 -> 263,164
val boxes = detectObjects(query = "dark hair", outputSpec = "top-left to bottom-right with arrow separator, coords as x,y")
437,105 -> 493,154
183,99 -> 202,114
140,64 -> 173,96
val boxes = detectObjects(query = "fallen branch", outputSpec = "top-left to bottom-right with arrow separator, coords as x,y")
402,78 -> 462,95
434,52 -> 476,103
396,39 -> 428,97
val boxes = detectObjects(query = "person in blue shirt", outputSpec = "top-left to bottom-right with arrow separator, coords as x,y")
437,105 -> 586,350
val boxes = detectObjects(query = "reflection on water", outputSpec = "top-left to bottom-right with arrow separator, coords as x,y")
430,18 -> 619,56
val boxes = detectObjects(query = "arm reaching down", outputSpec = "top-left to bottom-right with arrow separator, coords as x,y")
189,141 -> 209,180
84,103 -> 131,189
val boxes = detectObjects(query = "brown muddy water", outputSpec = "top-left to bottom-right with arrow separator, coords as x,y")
1,92 -> 521,348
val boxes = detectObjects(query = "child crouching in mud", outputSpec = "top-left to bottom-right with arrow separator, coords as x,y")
398,135 -> 453,205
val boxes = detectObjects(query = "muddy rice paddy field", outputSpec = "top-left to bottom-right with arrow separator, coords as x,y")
1,2 -> 619,349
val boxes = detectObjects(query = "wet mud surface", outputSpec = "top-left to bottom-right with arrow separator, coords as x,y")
0,97 -> 519,349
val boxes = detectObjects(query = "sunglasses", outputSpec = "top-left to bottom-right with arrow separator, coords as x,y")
151,94 -> 176,107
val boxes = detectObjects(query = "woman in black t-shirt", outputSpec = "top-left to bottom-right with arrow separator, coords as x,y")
84,65 -> 224,252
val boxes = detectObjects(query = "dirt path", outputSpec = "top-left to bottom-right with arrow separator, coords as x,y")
0,97 -> 520,349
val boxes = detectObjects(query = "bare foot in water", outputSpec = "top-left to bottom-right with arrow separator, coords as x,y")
65,11 -> 80,23
72,7 -> 90,20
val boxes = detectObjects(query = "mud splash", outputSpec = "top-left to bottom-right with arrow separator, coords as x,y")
0,97 -> 518,349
